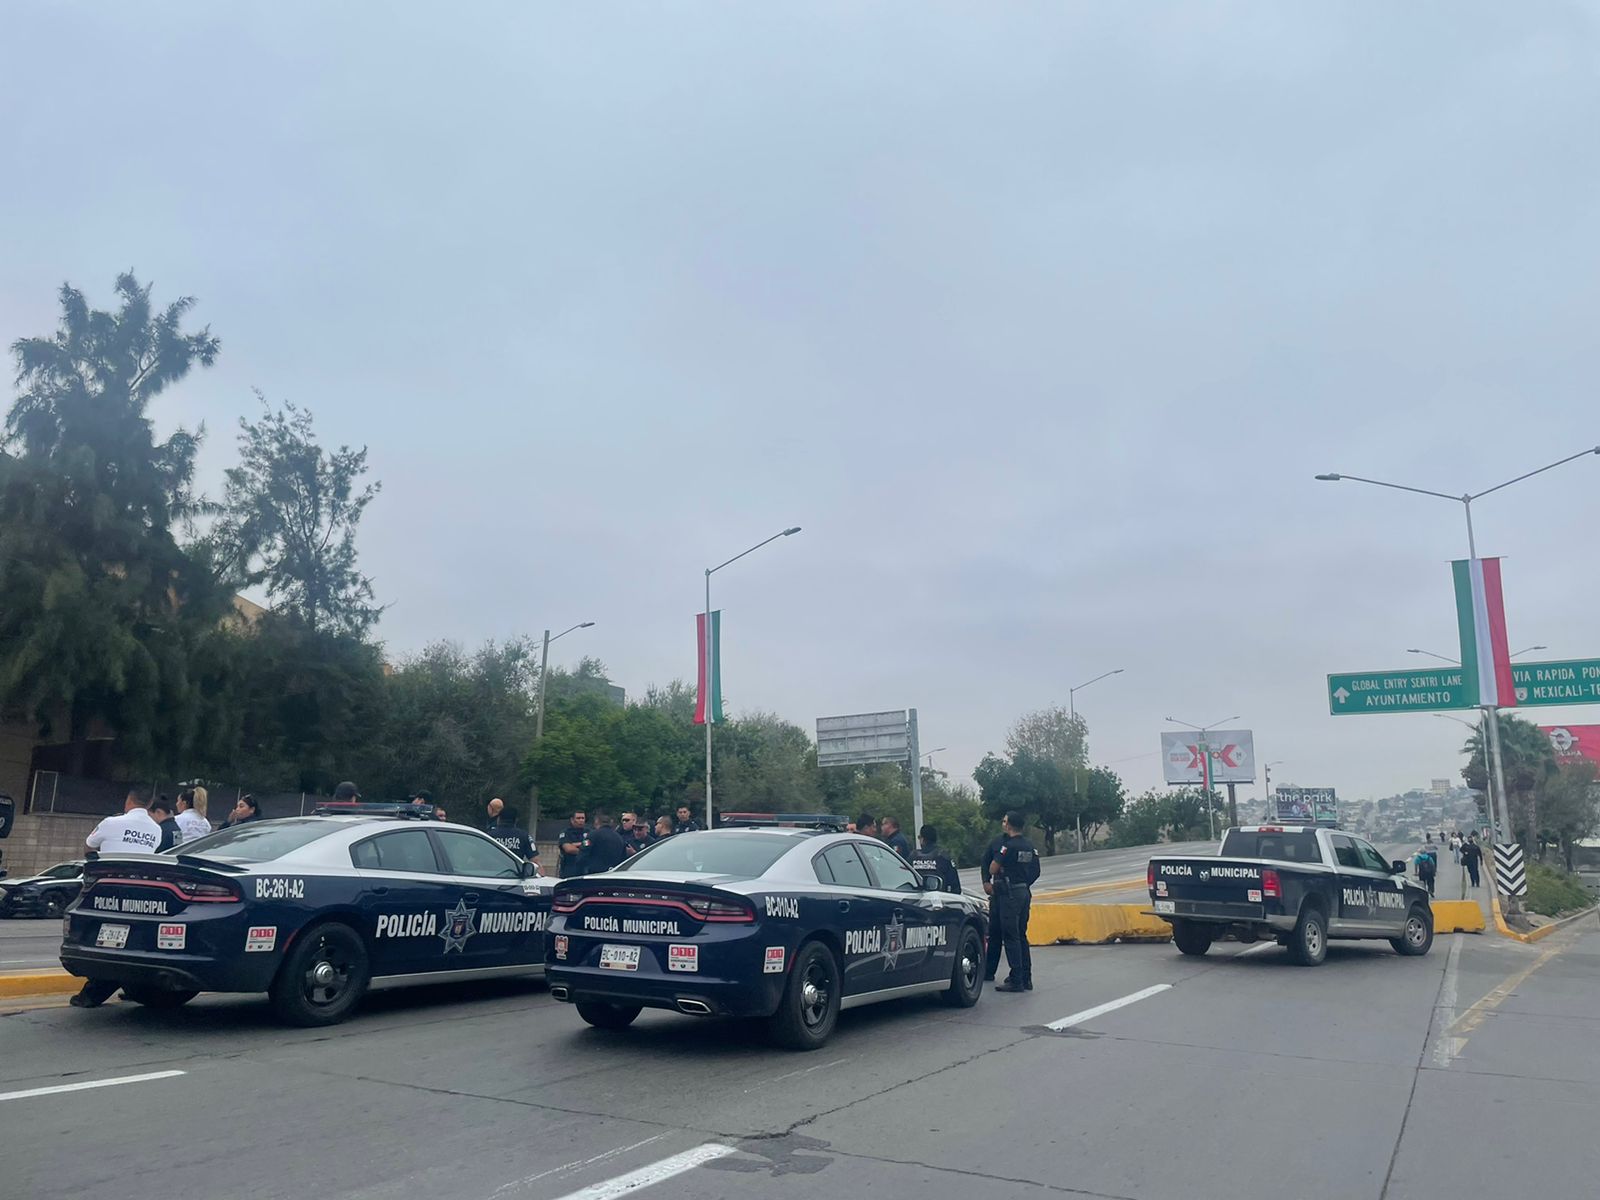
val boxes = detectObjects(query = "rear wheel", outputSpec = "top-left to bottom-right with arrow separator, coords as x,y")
269,922 -> 370,1026
1172,921 -> 1214,957
767,940 -> 840,1050
121,987 -> 198,1009
943,925 -> 984,1007
576,1001 -> 642,1029
43,893 -> 67,920
1286,906 -> 1328,966
1390,906 -> 1434,957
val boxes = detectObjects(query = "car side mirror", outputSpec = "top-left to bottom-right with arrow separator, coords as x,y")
521,860 -> 538,878
920,871 -> 945,891
1390,860 -> 1407,874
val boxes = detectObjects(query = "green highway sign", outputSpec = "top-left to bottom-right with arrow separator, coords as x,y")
1328,658 -> 1600,715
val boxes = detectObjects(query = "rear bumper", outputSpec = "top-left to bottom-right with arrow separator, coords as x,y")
545,965 -> 783,1018
60,947 -> 276,993
1149,898 -> 1296,932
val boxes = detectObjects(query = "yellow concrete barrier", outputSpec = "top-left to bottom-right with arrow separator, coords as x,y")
1027,903 -> 1172,945
1492,897 -> 1598,943
0,970 -> 79,999
1031,876 -> 1147,901
1430,900 -> 1486,934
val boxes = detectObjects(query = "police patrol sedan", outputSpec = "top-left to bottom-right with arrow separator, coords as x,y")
544,828 -> 989,1049
61,815 -> 552,1025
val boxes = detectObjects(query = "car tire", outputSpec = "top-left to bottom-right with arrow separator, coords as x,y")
1286,905 -> 1328,967
1390,905 -> 1434,957
121,987 -> 199,1009
1171,921 -> 1214,957
44,893 -> 66,920
942,925 -> 984,1007
269,922 -> 371,1027
575,1001 -> 643,1030
767,939 -> 841,1050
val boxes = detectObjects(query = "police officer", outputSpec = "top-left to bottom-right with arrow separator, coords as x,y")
487,804 -> 537,868
880,816 -> 912,859
583,812 -> 627,874
990,810 -> 1039,992
910,824 -> 961,893
620,811 -> 652,856
979,826 -> 1007,981
558,809 -> 589,878
672,804 -> 702,836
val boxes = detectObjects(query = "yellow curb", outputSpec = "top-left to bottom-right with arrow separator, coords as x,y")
1430,900 -> 1486,934
0,971 -> 79,999
1032,876 -> 1147,901
1028,903 -> 1172,945
1493,898 -> 1599,944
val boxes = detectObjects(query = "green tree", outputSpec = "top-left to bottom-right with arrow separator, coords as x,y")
974,750 -> 1073,852
1108,791 -> 1167,848
213,396 -> 382,636
1539,760 -> 1599,871
1462,714 -> 1558,854
0,274 -> 224,771
1077,765 -> 1128,844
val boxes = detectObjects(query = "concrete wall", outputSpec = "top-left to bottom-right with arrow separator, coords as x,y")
2,813 -> 98,880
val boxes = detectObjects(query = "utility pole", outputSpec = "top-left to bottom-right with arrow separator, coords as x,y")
530,621 -> 594,829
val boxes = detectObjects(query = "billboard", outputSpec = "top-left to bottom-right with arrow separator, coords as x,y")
817,711 -> 909,768
1541,725 -> 1600,768
1275,787 -> 1337,825
1160,730 -> 1256,785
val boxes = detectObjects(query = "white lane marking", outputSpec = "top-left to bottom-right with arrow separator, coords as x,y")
0,1069 -> 186,1102
744,1056 -> 848,1093
1234,942 -> 1277,957
489,1135 -> 668,1197
548,1144 -> 737,1200
1431,935 -> 1464,1068
1046,984 -> 1171,1031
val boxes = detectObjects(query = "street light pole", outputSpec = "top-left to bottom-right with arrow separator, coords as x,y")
1165,714 -> 1240,840
703,527 -> 801,829
1068,669 -> 1123,850
530,620 -> 595,826
1263,760 -> 1283,820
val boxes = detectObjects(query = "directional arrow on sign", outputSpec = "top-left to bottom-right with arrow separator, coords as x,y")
1333,687 -> 1350,705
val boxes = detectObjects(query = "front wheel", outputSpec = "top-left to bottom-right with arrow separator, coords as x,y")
1287,906 -> 1328,967
576,1001 -> 642,1029
44,893 -> 67,920
1390,906 -> 1434,957
1172,921 -> 1214,957
943,925 -> 984,1007
269,922 -> 371,1026
767,940 -> 840,1050
121,987 -> 198,1009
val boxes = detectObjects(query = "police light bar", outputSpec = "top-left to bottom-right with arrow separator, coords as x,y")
719,812 -> 850,831
312,800 -> 438,820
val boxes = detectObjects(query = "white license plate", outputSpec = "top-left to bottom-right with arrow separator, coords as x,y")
1154,900 -> 1175,914
95,923 -> 130,948
598,944 -> 641,971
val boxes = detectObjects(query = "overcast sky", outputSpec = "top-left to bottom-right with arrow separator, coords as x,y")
4,3 -> 1598,804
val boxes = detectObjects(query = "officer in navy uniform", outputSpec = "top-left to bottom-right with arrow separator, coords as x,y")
486,805 -> 537,867
979,827 -> 1007,981
672,804 -> 702,836
990,811 -> 1040,992
910,824 -> 961,893
558,810 -> 590,878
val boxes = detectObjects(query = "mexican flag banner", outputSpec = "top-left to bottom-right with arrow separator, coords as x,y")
694,610 -> 725,725
1452,557 -> 1516,708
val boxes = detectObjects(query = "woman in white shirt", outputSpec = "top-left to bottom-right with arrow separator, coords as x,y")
175,786 -> 212,844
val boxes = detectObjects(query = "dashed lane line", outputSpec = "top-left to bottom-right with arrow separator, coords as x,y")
546,1143 -> 738,1200
0,1069 -> 186,1102
1045,984 -> 1171,1031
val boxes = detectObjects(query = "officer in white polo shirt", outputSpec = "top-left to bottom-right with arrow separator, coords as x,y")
71,789 -> 163,1007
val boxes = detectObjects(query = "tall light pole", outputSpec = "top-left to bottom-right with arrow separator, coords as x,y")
1068,669 -> 1123,850
530,621 -> 595,827
703,527 -> 801,828
1318,445 -> 1599,909
1263,760 -> 1284,820
1165,714 -> 1240,838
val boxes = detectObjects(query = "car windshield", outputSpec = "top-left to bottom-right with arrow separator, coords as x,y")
42,863 -> 81,879
172,819 -> 340,863
619,831 -> 794,877
1219,830 -> 1322,864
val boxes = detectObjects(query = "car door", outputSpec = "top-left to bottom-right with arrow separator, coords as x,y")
432,828 -> 546,972
813,842 -> 892,998
1352,837 -> 1409,932
1328,834 -> 1371,929
351,828 -> 463,977
854,840 -> 950,986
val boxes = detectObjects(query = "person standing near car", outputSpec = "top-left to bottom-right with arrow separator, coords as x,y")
620,811 -> 652,856
224,794 -> 262,828
672,804 -> 701,835
582,812 -> 627,874
990,811 -> 1039,993
72,789 -> 164,1007
911,824 -> 961,893
486,804 -> 537,867
559,810 -> 590,878
880,816 -> 912,859
149,795 -> 179,851
979,825 -> 1007,981
175,787 -> 211,843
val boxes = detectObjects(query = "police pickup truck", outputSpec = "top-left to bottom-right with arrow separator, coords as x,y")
1147,825 -> 1434,966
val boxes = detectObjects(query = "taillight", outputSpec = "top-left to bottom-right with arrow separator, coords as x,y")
687,897 -> 754,923
1262,869 -> 1281,899
179,881 -> 240,903
1147,863 -> 1156,891
553,891 -> 581,913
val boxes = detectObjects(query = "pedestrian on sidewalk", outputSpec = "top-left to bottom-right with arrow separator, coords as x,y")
1461,838 -> 1483,889
1415,845 -> 1437,898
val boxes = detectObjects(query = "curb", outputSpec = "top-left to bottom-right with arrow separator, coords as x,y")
1493,899 -> 1599,944
0,971 -> 78,999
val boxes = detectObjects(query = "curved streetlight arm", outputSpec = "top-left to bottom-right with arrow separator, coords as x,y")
1315,473 -> 1461,502
1470,446 -> 1600,502
1071,668 -> 1124,695
1164,715 -> 1241,734
548,620 -> 595,645
708,527 -> 803,576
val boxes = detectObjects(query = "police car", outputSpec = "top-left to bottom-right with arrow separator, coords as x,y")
545,827 -> 989,1049
61,814 -> 552,1025
0,859 -> 86,919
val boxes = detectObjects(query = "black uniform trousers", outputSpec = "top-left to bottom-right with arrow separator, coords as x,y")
997,884 -> 1033,986
985,892 -> 1004,979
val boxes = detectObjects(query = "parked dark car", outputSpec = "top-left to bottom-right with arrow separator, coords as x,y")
1,860 -> 87,919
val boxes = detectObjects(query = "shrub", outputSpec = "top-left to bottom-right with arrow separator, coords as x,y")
1523,864 -> 1594,918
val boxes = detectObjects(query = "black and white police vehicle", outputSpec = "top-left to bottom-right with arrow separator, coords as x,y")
61,813 -> 552,1024
545,827 -> 989,1049
1,859 -> 86,919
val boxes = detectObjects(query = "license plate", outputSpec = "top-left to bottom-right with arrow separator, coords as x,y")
95,923 -> 130,948
598,944 -> 641,971
1154,900 -> 1175,914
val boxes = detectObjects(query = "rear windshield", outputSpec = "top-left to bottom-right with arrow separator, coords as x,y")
619,831 -> 794,877
1219,830 -> 1322,864
169,819 -> 338,863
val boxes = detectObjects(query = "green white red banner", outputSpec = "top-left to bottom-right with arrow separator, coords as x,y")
1452,557 -> 1515,708
694,610 -> 725,725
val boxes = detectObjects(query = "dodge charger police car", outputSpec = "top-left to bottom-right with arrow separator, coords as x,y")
544,828 -> 989,1049
0,859 -> 85,918
61,814 -> 552,1024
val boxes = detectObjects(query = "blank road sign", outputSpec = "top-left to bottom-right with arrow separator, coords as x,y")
816,711 -> 909,767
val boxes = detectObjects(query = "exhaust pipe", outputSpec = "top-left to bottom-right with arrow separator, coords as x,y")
676,998 -> 712,1015
549,985 -> 571,1002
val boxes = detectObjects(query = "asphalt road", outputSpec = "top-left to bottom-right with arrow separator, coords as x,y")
3,900 -> 1594,1200
0,920 -> 64,970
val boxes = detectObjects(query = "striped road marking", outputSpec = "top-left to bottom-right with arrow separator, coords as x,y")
1046,983 -> 1171,1031
0,1069 -> 186,1103
548,1144 -> 738,1200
